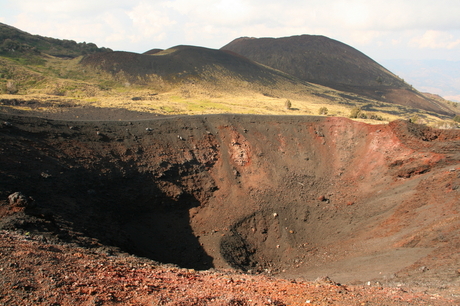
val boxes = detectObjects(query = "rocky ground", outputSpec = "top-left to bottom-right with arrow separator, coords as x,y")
0,104 -> 459,305
0,231 -> 456,305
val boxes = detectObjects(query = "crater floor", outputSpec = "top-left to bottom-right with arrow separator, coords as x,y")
1,113 -> 460,302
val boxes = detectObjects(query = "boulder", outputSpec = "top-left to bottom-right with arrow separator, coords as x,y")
8,192 -> 30,208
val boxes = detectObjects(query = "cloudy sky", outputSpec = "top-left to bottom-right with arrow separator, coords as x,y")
1,0 -> 459,99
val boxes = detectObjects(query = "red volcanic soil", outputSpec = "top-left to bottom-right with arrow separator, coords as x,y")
0,111 -> 460,305
0,231 -> 455,306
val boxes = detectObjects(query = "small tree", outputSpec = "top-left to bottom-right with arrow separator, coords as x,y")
453,115 -> 460,123
285,99 -> 292,110
318,107 -> 328,115
349,106 -> 362,118
368,113 -> 384,121
409,115 -> 420,123
6,80 -> 18,94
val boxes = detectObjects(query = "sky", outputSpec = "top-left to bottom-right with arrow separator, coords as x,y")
1,0 -> 459,99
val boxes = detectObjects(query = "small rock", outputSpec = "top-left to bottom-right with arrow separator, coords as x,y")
40,172 -> 52,178
315,276 -> 336,285
318,195 -> 326,201
8,192 -> 30,207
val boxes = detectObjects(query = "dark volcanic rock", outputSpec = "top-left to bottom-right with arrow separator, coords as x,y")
222,35 -> 455,115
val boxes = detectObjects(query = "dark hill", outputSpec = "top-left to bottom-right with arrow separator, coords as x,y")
221,35 -> 454,115
0,22 -> 111,58
80,45 -> 304,87
143,48 -> 163,55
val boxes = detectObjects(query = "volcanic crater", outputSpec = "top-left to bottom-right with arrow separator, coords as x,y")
1,113 -> 460,288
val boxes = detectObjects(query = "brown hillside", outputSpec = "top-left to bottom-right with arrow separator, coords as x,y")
80,45 -> 302,87
221,35 -> 455,115
143,48 -> 163,55
0,22 -> 111,58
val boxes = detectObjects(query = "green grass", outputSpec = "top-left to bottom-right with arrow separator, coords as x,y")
160,106 -> 176,113
0,52 -> 458,128
186,100 -> 233,112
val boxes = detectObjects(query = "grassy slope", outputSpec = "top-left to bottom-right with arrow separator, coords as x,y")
1,22 -> 458,126
221,36 -> 459,118
0,22 -> 111,58
0,52 -> 458,127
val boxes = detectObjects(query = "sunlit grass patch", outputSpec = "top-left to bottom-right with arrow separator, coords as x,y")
186,99 -> 232,113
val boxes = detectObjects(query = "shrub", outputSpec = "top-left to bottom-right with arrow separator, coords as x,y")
6,80 -> 18,94
409,115 -> 420,123
349,106 -> 362,118
368,113 -> 384,121
318,107 -> 328,115
453,115 -> 460,123
285,99 -> 291,110
434,120 -> 457,129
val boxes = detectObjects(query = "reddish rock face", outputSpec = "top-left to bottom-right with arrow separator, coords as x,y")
0,114 -> 459,296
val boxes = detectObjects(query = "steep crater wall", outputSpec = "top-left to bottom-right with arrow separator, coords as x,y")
1,114 -> 459,284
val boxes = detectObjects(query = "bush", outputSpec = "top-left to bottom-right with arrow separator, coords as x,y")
358,112 -> 368,119
6,80 -> 18,94
349,106 -> 362,118
285,99 -> 291,110
453,115 -> 460,123
368,113 -> 384,121
409,115 -> 420,123
318,107 -> 328,115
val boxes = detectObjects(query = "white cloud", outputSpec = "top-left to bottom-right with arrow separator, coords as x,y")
411,30 -> 460,49
13,0 -> 131,15
126,2 -> 175,43
444,95 -> 460,102
1,0 -> 460,58
165,0 -> 256,27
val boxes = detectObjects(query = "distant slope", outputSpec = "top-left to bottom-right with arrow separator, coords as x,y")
0,22 -> 111,58
143,48 -> 164,55
221,35 -> 455,115
80,45 -> 310,91
1,22 -> 457,121
381,59 -> 460,102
